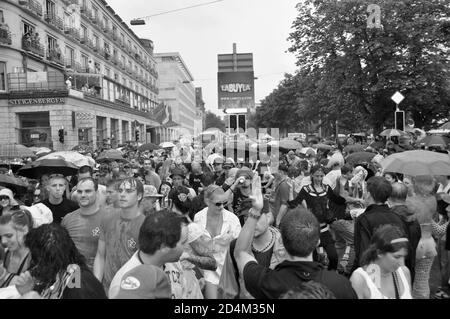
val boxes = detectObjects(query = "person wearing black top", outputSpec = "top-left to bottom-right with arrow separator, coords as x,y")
41,174 -> 78,224
234,205 -> 356,299
287,165 -> 346,270
23,223 -> 106,299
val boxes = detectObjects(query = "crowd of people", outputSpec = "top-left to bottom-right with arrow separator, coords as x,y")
0,134 -> 449,299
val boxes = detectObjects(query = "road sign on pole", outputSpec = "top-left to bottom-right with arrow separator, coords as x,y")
391,91 -> 405,111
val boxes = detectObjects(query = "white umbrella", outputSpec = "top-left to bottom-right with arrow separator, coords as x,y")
37,151 -> 96,168
160,142 -> 176,148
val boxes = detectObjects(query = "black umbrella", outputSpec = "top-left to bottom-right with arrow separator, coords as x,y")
346,152 -> 376,166
0,174 -> 29,194
137,143 -> 161,152
17,158 -> 78,179
96,149 -> 128,163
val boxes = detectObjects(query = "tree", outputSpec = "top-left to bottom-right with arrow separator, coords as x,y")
204,111 -> 226,132
287,0 -> 450,133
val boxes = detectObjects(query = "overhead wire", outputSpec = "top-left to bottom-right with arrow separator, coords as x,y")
135,0 -> 228,20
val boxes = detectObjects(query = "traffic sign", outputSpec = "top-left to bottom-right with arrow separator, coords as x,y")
391,91 -> 405,106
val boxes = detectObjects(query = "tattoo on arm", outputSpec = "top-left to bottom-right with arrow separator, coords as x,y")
187,239 -> 217,271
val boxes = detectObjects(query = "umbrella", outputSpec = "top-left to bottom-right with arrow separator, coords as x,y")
159,142 -> 176,148
96,149 -> 128,163
380,150 -> 450,176
346,152 -> 376,166
270,139 -> 302,151
0,174 -> 29,194
0,144 -> 35,159
17,158 -> 79,179
369,141 -> 385,150
36,151 -> 96,168
439,122 -> 450,130
313,143 -> 333,151
0,161 -> 25,174
380,129 -> 406,137
138,143 -> 161,152
343,144 -> 365,154
417,135 -> 450,147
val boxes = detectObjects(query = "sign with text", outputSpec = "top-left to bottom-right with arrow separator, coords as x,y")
8,97 -> 65,105
26,72 -> 47,83
217,71 -> 255,110
75,112 -> 95,128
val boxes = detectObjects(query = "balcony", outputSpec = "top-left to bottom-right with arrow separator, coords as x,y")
117,61 -> 124,69
64,27 -> 80,41
44,13 -> 64,31
80,6 -> 90,18
19,0 -> 43,18
7,71 -> 66,92
22,37 -> 45,57
111,56 -> 118,65
61,0 -> 79,5
64,58 -> 79,70
0,29 -> 12,45
47,49 -> 64,65
103,49 -> 111,60
80,34 -> 88,44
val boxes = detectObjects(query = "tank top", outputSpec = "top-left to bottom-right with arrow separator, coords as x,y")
354,267 -> 412,299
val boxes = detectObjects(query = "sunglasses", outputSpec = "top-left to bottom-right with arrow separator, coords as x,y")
0,195 -> 10,201
213,201 -> 227,207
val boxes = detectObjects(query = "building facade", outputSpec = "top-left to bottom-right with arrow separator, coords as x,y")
0,0 -> 160,151
155,52 -> 202,140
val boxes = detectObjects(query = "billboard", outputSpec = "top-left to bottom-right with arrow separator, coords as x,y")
217,71 -> 255,110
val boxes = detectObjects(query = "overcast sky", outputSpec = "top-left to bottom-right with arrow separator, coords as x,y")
107,0 -> 300,116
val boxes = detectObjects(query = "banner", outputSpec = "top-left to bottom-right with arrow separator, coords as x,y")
217,71 -> 255,110
26,72 -> 47,83
75,112 -> 95,128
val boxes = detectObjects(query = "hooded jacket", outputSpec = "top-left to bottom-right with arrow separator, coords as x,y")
243,259 -> 357,299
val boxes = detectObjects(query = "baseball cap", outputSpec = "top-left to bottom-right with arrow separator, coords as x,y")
114,264 -> 171,299
143,185 -> 163,198
169,168 -> 185,179
223,158 -> 235,168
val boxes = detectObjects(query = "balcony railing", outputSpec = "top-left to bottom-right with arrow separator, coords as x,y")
64,27 -> 80,41
44,13 -> 64,31
0,29 -> 12,45
111,56 -> 118,65
19,0 -> 43,18
7,71 -> 66,92
47,49 -> 64,65
64,58 -> 78,70
22,37 -> 45,57
80,34 -> 88,44
103,49 -> 111,60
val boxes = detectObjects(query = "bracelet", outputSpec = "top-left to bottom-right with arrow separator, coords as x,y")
248,212 -> 262,220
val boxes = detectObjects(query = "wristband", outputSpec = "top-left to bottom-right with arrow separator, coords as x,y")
248,212 -> 261,220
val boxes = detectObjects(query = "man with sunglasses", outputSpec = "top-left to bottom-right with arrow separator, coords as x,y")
40,174 -> 78,224
93,178 -> 145,291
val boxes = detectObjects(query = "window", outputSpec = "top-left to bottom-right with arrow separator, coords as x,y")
94,61 -> 100,74
81,54 -> 89,70
65,46 -> 75,64
105,67 -> 110,77
46,35 -> 57,52
22,21 -> 35,36
0,62 -> 6,91
93,34 -> 99,49
81,24 -> 87,39
46,0 -> 56,17
92,6 -> 98,19
120,33 -> 124,46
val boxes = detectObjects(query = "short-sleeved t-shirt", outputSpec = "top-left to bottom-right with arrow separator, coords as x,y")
269,178 -> 290,221
61,207 -> 108,270
41,198 -> 79,224
99,210 -> 145,291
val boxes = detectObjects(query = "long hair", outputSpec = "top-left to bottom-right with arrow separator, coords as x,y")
24,223 -> 87,293
360,224 -> 409,266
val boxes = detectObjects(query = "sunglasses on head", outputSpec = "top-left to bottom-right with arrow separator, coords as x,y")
213,201 -> 227,207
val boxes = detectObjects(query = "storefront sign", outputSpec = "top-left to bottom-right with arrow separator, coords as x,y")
75,112 -> 95,128
8,98 -> 65,105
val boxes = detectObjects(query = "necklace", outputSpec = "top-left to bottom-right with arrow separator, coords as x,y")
252,228 -> 275,253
